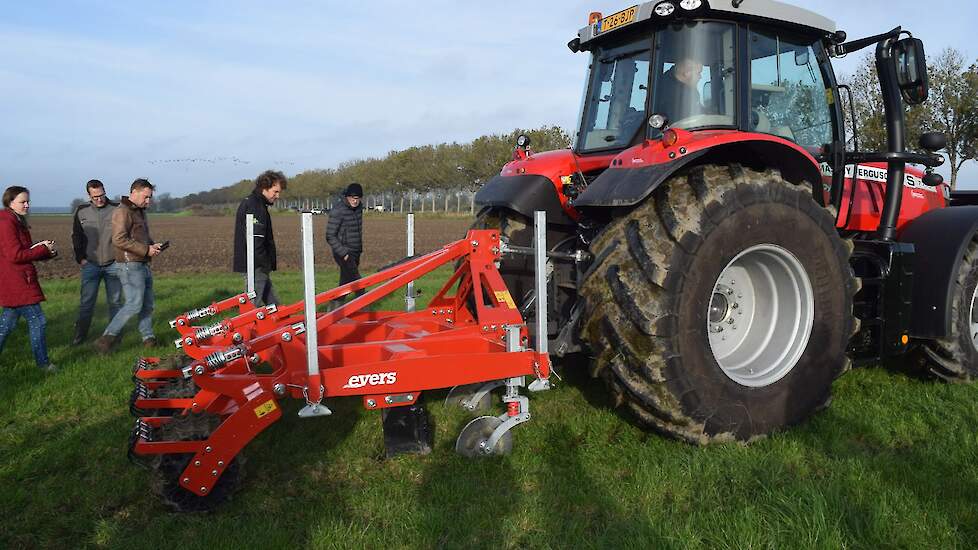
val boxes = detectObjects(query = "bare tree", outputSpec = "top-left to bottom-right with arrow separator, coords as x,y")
927,49 -> 978,190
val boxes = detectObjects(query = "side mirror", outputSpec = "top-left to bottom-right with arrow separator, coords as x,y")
794,49 -> 810,66
919,131 -> 946,151
702,80 -> 712,104
892,37 -> 928,105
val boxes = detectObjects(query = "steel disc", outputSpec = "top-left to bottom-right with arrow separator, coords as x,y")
445,383 -> 492,413
455,415 -> 513,458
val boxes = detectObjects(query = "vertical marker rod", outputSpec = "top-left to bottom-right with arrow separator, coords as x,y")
301,213 -> 319,378
534,210 -> 547,355
246,213 -> 256,297
406,212 -> 416,312
298,212 -> 330,417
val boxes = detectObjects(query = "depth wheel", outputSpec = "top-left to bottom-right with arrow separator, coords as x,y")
579,164 -> 858,443
445,383 -> 493,413
455,416 -> 513,458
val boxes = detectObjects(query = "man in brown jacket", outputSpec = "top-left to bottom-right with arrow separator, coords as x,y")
94,179 -> 165,353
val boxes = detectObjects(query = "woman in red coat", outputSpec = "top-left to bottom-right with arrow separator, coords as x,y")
0,186 -> 58,372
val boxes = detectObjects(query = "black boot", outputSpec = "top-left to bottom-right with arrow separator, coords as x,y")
72,320 -> 91,346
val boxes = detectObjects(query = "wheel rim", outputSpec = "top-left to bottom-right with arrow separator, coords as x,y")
707,244 -> 814,387
969,281 -> 978,351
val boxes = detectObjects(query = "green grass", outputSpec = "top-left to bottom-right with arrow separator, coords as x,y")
2,270 -> 978,549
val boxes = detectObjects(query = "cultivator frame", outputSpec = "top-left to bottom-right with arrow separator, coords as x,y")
129,215 -> 552,509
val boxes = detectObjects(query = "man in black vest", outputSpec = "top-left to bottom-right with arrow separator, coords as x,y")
233,170 -> 285,307
326,183 -> 365,299
70,179 -> 121,345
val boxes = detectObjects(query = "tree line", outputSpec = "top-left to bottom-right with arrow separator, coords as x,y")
174,125 -> 571,213
840,47 -> 978,189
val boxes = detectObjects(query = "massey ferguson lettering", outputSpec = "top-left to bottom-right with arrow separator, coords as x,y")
342,372 -> 397,389
821,163 -> 938,193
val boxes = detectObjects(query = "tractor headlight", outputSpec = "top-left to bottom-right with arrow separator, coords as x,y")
679,0 -> 703,10
653,2 -> 676,16
648,113 -> 669,130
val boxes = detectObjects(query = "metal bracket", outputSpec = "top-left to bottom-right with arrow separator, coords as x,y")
460,379 -> 506,411
487,393 -> 531,453
298,386 -> 332,417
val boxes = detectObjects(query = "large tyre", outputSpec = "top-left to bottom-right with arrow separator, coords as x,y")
580,164 -> 858,443
917,237 -> 978,381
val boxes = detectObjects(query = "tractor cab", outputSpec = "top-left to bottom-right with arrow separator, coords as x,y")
573,2 -> 838,158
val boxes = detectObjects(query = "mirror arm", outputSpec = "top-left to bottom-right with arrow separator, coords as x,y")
832,27 -> 900,56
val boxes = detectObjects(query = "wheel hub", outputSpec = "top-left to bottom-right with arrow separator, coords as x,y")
707,244 -> 815,387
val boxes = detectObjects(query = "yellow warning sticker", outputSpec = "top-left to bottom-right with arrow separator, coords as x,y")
494,290 -> 517,309
254,399 -> 278,419
825,88 -> 835,104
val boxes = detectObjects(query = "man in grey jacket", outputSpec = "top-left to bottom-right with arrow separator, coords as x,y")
70,179 -> 121,345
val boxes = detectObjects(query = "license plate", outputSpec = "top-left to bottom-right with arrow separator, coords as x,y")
598,6 -> 638,34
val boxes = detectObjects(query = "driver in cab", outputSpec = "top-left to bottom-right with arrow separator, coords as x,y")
655,54 -> 705,123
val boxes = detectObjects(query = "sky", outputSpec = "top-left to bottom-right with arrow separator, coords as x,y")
2,1 -> 976,206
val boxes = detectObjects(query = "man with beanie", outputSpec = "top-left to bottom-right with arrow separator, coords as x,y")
70,179 -> 122,345
326,183 -> 365,299
232,170 -> 285,307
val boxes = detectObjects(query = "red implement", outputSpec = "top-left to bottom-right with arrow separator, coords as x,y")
128,229 -> 550,511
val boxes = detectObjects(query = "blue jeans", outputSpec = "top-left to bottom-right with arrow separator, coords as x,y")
77,262 -> 122,329
0,304 -> 51,368
103,262 -> 155,340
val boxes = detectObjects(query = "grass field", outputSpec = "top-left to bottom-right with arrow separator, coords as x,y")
1,269 -> 978,549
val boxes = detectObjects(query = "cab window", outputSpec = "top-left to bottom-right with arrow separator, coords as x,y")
749,29 -> 833,151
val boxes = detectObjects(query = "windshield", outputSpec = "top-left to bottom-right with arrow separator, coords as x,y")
577,40 -> 652,152
576,22 -> 737,153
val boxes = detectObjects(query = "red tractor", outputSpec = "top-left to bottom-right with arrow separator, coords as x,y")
475,0 -> 972,443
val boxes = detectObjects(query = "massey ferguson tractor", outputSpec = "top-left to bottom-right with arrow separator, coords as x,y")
475,0 -> 975,443
128,0 -> 977,511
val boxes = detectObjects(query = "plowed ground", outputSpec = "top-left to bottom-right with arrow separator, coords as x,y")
27,214 -> 475,278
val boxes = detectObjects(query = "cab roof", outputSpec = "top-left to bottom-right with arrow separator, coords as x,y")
578,0 -> 837,46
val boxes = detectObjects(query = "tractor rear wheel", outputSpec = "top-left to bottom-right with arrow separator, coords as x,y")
471,209 -> 535,309
917,237 -> 978,381
579,164 -> 858,443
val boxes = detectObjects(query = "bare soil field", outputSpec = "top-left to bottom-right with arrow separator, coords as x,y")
27,213 -> 475,279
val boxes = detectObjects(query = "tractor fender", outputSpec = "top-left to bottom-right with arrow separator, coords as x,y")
474,174 -> 575,225
899,205 -> 978,339
574,139 -> 824,208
